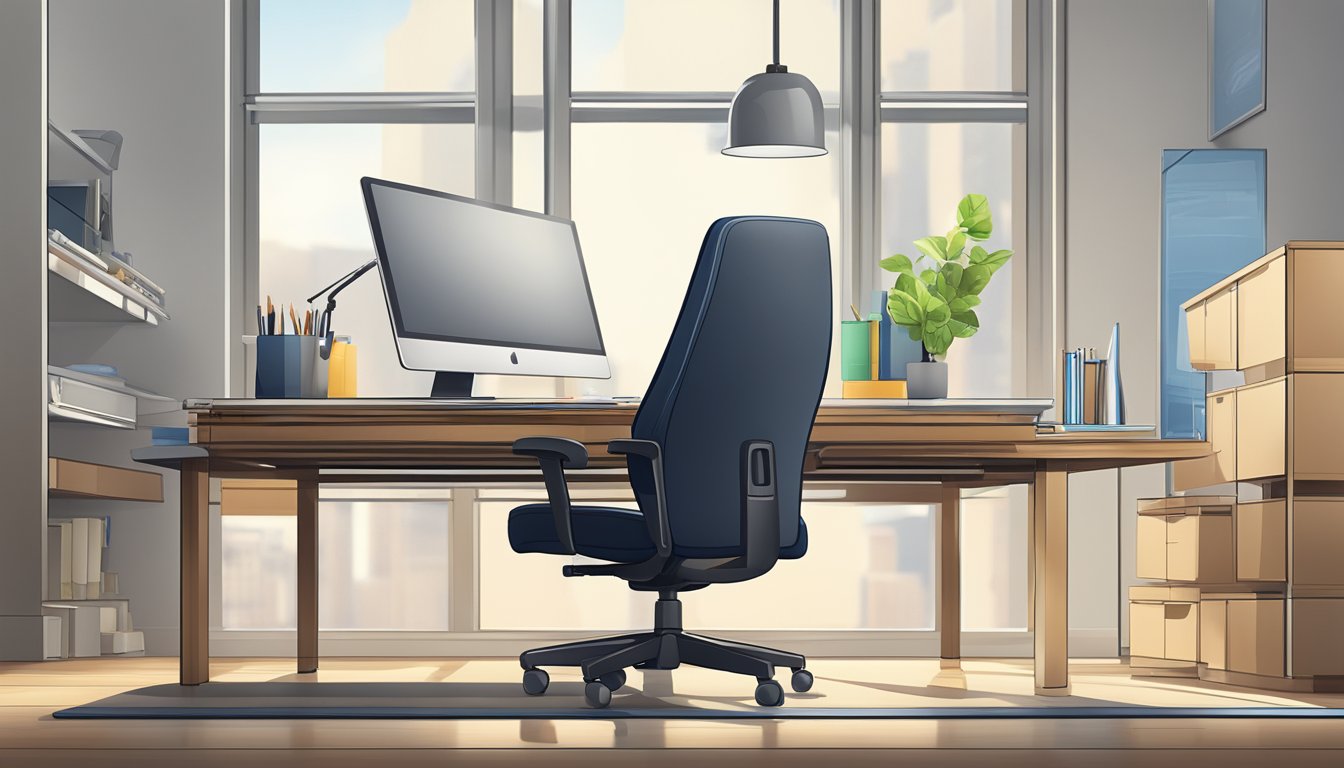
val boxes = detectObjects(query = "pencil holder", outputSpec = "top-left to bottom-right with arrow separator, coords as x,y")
841,320 -> 873,381
255,335 -> 328,398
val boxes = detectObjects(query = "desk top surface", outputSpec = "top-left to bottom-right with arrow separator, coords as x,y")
186,397 -> 1055,416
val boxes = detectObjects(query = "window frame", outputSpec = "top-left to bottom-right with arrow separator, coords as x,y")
230,0 -> 1063,655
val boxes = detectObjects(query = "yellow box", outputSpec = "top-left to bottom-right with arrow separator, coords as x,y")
327,339 -> 358,397
842,379 -> 908,399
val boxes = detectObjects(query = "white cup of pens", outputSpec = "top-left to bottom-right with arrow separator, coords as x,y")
254,295 -> 328,399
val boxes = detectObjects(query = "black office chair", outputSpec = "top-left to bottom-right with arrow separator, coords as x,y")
506,216 -> 832,708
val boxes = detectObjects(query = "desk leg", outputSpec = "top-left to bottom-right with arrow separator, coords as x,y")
931,484 -> 966,689
1026,491 -> 1035,633
297,475 -> 319,674
1031,467 -> 1070,696
939,484 -> 961,666
180,458 -> 209,685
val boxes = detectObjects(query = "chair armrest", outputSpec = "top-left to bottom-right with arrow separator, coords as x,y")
740,440 -> 780,574
512,436 -> 588,468
607,439 -> 672,557
513,436 -> 589,554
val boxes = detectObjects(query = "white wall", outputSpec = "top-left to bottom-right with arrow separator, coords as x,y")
1066,0 -> 1344,649
0,0 -> 50,660
47,0 -> 231,655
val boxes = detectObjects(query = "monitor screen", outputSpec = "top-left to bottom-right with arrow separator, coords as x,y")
362,177 -> 605,357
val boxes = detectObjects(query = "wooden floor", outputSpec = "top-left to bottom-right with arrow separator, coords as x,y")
3,657 -> 1344,766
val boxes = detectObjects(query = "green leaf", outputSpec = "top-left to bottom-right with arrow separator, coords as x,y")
980,248 -> 1013,274
940,262 -> 964,294
911,274 -> 933,303
924,295 -> 951,327
961,264 -> 992,296
919,268 -> 939,286
913,236 -> 948,264
968,245 -> 990,264
946,229 -> 967,262
894,272 -> 919,296
879,253 -> 914,274
907,325 -> 922,341
923,324 -> 954,358
949,294 -> 981,313
886,290 -> 923,326
947,309 -> 980,338
956,194 -> 993,240
934,272 -> 954,303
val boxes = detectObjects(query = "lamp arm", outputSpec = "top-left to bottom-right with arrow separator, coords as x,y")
307,258 -> 378,307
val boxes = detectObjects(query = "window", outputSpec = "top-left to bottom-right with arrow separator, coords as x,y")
239,0 -> 1043,642
880,0 -> 1019,93
877,0 -> 1029,632
222,500 -> 452,630
480,500 -> 935,631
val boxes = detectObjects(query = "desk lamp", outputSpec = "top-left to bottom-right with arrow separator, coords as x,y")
307,258 -> 377,359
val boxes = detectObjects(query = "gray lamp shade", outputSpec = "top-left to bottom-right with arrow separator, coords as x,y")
723,69 -> 827,158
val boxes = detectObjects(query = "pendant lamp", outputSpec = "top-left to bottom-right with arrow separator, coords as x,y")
722,0 -> 827,158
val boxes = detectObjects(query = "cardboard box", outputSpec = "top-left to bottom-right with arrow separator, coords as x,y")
1291,598 -> 1344,676
1236,378 -> 1286,481
1136,515 -> 1167,581
1173,391 -> 1237,490
1236,500 -> 1286,582
1292,499 -> 1344,587
1167,514 -> 1234,583
1133,498 -> 1235,584
1226,595 -> 1284,677
1128,586 -> 1200,663
1200,598 -> 1227,670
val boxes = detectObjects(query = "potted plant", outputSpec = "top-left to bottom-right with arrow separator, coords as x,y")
881,194 -> 1013,398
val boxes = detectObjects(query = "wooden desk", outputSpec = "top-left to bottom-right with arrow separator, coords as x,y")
147,398 -> 1208,695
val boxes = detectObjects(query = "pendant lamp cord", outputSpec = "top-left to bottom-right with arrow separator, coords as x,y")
772,0 -> 781,66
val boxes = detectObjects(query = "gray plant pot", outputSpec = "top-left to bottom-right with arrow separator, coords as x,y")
906,361 -> 949,399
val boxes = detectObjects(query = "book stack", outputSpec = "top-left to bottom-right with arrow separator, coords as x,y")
47,228 -> 167,310
44,517 -> 144,657
47,517 -> 109,600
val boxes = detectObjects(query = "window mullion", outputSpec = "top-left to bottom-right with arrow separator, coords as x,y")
841,0 -> 880,316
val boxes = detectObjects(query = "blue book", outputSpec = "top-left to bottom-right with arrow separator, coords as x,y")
872,289 -> 923,380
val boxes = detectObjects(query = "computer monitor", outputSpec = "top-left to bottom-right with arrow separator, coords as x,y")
361,177 -> 610,398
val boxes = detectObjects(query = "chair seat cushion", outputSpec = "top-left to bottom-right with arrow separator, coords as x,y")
508,503 -> 808,563
509,504 -> 658,563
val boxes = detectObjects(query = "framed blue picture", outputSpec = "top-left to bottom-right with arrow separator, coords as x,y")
1209,0 -> 1266,139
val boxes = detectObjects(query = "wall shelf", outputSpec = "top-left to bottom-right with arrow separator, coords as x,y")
48,241 -> 168,325
48,456 -> 163,502
48,365 -> 177,430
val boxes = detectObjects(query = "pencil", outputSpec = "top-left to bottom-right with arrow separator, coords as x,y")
290,304 -> 300,335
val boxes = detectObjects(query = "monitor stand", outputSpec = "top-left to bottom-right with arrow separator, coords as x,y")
430,371 -> 494,399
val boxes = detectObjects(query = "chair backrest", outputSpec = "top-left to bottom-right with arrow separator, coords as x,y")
630,217 -> 832,558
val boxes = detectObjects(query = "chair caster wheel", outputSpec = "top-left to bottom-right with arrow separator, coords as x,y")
754,679 -> 785,707
600,669 -> 627,692
522,668 -> 549,695
585,680 -> 613,708
790,668 -> 814,693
